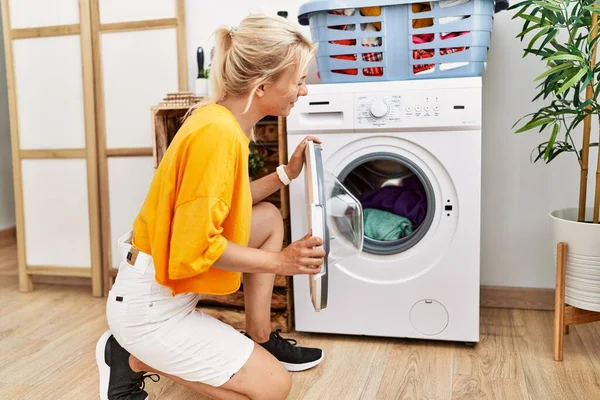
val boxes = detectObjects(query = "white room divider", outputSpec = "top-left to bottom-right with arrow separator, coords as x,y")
1,0 -> 102,295
1,0 -> 188,296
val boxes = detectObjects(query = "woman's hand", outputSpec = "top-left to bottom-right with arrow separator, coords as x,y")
276,231 -> 326,275
284,136 -> 322,180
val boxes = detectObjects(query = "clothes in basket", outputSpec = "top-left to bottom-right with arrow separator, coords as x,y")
411,1 -> 472,75
328,7 -> 384,77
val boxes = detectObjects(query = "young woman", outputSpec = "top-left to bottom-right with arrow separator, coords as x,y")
95,14 -> 325,400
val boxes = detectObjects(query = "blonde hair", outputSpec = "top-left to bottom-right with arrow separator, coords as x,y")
190,14 -> 315,114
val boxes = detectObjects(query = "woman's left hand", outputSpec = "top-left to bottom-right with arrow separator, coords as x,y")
285,136 -> 322,180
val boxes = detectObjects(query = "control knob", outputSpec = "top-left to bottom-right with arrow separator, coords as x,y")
369,99 -> 389,119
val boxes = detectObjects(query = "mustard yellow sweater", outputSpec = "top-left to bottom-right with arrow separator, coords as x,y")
132,104 -> 252,295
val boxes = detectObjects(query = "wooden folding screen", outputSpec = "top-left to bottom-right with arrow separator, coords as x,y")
1,0 -> 103,295
1,0 -> 187,296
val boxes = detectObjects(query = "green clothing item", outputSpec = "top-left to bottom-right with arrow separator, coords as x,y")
364,208 -> 413,241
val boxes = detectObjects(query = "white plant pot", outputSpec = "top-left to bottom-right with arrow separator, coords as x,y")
195,78 -> 209,97
550,207 -> 600,311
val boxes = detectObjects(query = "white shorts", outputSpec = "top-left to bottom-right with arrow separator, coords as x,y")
106,231 -> 254,387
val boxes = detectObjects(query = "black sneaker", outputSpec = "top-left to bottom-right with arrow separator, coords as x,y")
96,330 -> 160,400
246,330 -> 324,372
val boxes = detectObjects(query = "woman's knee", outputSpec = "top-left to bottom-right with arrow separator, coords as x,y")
253,202 -> 283,232
271,371 -> 292,400
224,344 -> 291,400
254,202 -> 283,221
258,367 -> 291,400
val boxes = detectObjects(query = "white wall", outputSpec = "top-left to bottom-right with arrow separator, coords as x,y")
181,3 -> 596,289
0,13 -> 16,230
0,2 -> 592,286
481,11 -> 597,288
185,1 -> 314,87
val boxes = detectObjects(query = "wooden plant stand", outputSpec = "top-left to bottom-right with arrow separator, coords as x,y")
553,242 -> 600,361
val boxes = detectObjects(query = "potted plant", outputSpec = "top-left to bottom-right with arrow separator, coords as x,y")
510,0 -> 600,311
248,149 -> 266,180
195,68 -> 210,97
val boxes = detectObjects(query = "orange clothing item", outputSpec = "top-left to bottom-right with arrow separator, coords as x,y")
132,104 -> 252,295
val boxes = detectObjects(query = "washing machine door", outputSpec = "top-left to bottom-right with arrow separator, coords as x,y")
304,141 -> 364,311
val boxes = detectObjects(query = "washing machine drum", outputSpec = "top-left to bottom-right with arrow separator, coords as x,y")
304,141 -> 364,312
336,152 -> 435,256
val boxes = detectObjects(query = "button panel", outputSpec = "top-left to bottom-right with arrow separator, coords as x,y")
356,94 -> 442,127
354,89 -> 480,129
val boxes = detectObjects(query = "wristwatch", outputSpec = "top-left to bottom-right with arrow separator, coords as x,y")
276,164 -> 291,185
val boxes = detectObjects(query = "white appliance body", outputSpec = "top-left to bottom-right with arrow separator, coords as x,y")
287,78 -> 482,343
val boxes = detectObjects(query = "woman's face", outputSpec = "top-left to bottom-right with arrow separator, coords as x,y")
257,64 -> 309,117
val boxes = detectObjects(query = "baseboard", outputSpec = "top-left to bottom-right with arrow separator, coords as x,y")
32,275 -> 92,287
481,285 -> 554,311
0,226 -> 16,241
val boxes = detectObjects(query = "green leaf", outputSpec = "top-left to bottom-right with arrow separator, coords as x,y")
509,0 -> 534,10
523,48 -> 554,58
534,62 -> 573,81
589,30 -> 600,50
557,69 -> 587,95
533,89 -> 546,102
544,79 -> 556,97
512,111 -> 540,129
551,42 -> 570,53
519,14 -> 543,24
577,100 -> 594,112
583,5 -> 600,14
516,24 -> 543,39
594,75 -> 600,99
527,26 -> 551,50
565,43 -> 585,58
538,28 -> 558,51
544,124 -> 560,159
580,70 -> 594,94
516,117 -> 555,133
511,4 -> 532,19
533,1 -> 562,12
546,53 -> 585,62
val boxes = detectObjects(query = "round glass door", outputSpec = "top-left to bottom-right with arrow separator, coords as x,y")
325,170 -> 364,264
336,153 -> 435,256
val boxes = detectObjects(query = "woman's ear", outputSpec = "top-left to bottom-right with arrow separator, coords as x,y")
255,84 -> 266,98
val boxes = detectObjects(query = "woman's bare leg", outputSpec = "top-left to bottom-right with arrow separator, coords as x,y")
243,202 -> 284,343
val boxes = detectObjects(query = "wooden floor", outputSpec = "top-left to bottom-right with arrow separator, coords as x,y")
2,236 -> 600,399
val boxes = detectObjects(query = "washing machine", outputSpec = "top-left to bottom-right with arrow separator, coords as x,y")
286,77 -> 481,343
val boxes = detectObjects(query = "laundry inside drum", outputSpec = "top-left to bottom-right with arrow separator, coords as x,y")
337,156 -> 435,256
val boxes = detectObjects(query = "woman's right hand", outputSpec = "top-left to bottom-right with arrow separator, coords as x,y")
277,232 -> 326,275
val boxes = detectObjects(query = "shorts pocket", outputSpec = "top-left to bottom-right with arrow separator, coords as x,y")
107,290 -> 152,347
106,290 -> 128,345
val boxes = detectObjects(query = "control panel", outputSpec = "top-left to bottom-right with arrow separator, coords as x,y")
355,89 -> 480,130
285,83 -> 482,136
